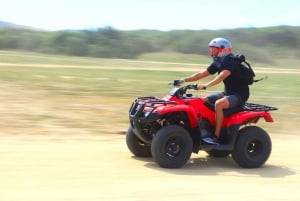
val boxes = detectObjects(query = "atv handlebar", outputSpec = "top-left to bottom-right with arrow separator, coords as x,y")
170,84 -> 199,97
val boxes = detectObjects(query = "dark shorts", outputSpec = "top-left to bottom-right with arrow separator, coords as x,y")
207,92 -> 244,108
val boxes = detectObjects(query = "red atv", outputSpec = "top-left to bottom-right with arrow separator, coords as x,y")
126,84 -> 277,168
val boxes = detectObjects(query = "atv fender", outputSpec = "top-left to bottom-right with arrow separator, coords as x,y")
155,104 -> 199,128
226,111 -> 274,126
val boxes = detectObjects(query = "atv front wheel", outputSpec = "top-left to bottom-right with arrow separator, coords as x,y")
151,125 -> 193,168
232,126 -> 271,168
126,127 -> 152,157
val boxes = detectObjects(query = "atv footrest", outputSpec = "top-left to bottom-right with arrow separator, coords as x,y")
200,143 -> 233,150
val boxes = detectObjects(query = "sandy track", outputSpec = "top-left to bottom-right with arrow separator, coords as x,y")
0,134 -> 299,201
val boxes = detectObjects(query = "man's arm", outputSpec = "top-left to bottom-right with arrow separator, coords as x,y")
198,70 -> 231,90
184,69 -> 210,82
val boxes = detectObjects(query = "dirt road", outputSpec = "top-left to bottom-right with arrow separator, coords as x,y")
0,134 -> 299,201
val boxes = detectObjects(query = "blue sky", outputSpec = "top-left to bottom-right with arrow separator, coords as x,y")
1,0 -> 300,31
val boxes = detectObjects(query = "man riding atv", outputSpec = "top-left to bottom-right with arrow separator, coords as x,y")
126,37 -> 277,168
174,37 -> 249,145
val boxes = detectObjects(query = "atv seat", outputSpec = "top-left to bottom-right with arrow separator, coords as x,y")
204,102 -> 243,117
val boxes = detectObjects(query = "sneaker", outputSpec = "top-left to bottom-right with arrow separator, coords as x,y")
202,136 -> 220,145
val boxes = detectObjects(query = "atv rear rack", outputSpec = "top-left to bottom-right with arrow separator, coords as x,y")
205,101 -> 278,116
243,103 -> 278,111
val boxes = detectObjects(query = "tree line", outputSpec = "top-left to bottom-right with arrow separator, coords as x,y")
0,26 -> 299,63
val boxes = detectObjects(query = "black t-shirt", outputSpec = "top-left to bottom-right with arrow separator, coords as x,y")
207,56 -> 249,101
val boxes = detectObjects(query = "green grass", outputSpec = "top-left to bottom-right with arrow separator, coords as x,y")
138,52 -> 210,64
0,66 -> 298,99
0,50 -> 299,98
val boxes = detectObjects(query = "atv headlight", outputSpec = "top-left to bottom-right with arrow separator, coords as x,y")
144,111 -> 151,117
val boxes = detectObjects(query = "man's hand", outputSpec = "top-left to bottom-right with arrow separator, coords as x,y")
197,84 -> 207,90
173,79 -> 185,87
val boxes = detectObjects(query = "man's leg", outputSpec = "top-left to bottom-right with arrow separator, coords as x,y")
203,94 -> 244,145
214,97 -> 230,138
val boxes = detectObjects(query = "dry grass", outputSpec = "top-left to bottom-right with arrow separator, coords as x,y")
0,51 -> 298,138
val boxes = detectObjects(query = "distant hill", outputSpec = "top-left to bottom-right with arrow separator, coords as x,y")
0,22 -> 299,62
0,20 -> 44,31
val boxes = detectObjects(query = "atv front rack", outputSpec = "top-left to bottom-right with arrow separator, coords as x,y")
132,96 -> 176,106
129,97 -> 176,143
129,96 -> 176,119
129,96 -> 176,116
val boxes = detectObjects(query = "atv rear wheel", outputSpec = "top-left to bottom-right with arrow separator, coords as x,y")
151,125 -> 193,168
126,127 -> 152,157
232,126 -> 271,168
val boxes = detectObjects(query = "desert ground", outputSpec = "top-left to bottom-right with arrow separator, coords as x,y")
0,81 -> 299,201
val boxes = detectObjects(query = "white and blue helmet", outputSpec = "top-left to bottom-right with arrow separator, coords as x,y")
208,38 -> 232,57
